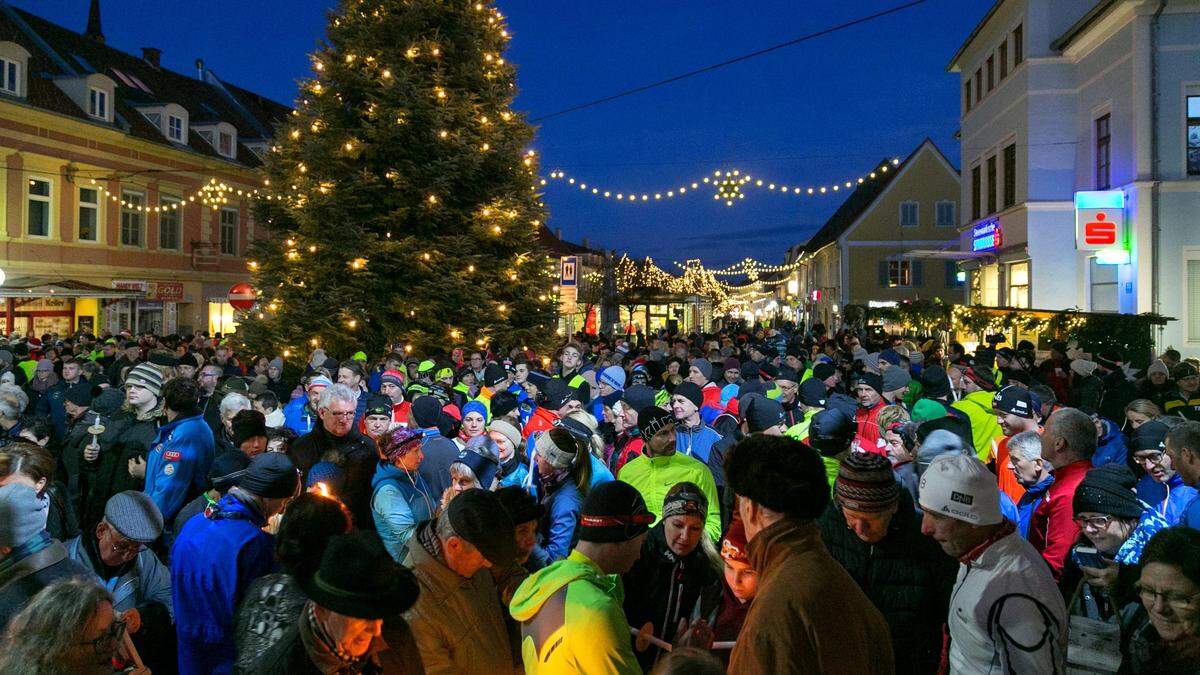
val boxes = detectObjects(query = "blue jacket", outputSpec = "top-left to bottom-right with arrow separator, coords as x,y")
1016,475 -> 1054,539
1183,494 -> 1200,530
1136,472 -> 1199,525
371,462 -> 434,563
529,475 -> 583,569
171,494 -> 275,671
282,396 -> 317,437
144,412 -> 215,524
65,535 -> 173,619
1092,419 -> 1128,467
674,423 -> 728,487
35,379 -> 84,441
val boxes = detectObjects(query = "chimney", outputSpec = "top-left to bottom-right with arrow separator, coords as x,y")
142,47 -> 161,68
195,58 -> 206,80
84,0 -> 104,43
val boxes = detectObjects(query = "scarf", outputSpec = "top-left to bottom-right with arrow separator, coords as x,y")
299,601 -> 373,673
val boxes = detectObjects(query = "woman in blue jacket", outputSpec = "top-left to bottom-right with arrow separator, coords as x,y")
371,427 -> 435,562
528,428 -> 591,569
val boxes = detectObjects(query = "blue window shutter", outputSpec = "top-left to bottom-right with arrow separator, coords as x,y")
912,261 -> 924,287
879,261 -> 889,286
945,261 -> 956,287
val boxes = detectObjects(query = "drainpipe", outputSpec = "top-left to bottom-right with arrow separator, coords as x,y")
1150,0 -> 1166,350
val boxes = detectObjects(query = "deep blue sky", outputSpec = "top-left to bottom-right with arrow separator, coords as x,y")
16,0 -> 993,268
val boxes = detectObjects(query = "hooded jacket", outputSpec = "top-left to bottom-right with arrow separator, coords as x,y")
144,411 -> 215,524
1092,418 -> 1128,468
282,395 -> 317,437
1135,471 -> 1198,526
371,462 -> 435,562
528,471 -> 583,569
728,519 -> 894,674
951,390 -> 1004,462
508,549 -> 640,675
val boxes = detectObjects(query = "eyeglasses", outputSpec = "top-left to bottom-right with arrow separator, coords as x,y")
77,618 -> 126,654
1137,585 -> 1200,611
326,410 -> 356,419
1072,514 -> 1115,530
111,539 -> 146,557
1134,451 -> 1166,466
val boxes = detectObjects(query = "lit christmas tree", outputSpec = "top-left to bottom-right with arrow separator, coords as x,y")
241,0 -> 557,358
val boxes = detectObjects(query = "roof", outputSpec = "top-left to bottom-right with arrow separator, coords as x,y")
535,225 -> 601,256
1050,0 -> 1119,52
946,0 -> 1008,72
800,139 -> 955,256
0,3 -> 292,165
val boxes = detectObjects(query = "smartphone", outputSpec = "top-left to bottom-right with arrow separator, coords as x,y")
1073,546 -> 1104,569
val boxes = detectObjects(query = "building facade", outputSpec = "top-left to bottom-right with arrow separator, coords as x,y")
0,2 -> 288,337
792,139 -> 963,329
949,0 -> 1200,353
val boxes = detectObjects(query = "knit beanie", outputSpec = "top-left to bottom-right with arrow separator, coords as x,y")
1071,359 -> 1099,378
919,365 -> 952,399
1073,464 -> 1143,519
621,385 -> 656,415
379,427 -> 424,462
916,428 -> 965,475
689,359 -> 713,382
535,428 -> 578,470
720,519 -> 749,564
964,365 -> 998,392
231,409 -> 267,447
380,369 -> 405,388
856,372 -> 884,395
599,366 -> 627,392
1147,360 -> 1169,378
490,391 -> 519,419
662,487 -> 708,520
836,452 -> 901,513
673,381 -> 703,409
209,451 -> 251,493
495,485 -> 544,526
305,461 -> 345,492
992,385 -> 1035,418
488,419 -> 522,453
740,393 -> 784,433
911,399 -> 948,423
812,362 -> 836,381
462,400 -> 489,423
638,406 -> 675,437
918,453 -> 1002,525
879,348 -> 904,367
799,378 -> 828,407
577,480 -> 653,543
411,395 -> 442,428
882,367 -> 911,393
240,453 -> 300,499
1131,420 -> 1169,452
483,364 -> 508,388
125,363 -> 164,398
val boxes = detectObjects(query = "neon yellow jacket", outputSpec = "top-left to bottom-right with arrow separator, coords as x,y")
617,452 -> 722,542
951,390 -> 1003,461
509,550 -> 640,675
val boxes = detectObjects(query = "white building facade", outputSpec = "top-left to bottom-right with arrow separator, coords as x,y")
949,0 -> 1200,354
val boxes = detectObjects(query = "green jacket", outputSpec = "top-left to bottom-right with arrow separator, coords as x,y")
951,390 -> 1002,462
509,550 -> 640,675
784,411 -> 838,496
617,452 -> 722,542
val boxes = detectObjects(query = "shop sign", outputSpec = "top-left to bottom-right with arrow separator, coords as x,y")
148,282 -> 184,302
1075,190 -> 1126,251
971,218 -> 1003,252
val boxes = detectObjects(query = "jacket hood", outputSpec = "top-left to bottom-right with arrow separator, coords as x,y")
509,552 -> 614,622
371,461 -> 410,492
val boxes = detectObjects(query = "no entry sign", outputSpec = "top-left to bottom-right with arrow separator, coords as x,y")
1075,190 -> 1125,252
227,283 -> 256,311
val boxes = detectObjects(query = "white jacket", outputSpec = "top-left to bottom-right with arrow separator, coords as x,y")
948,528 -> 1067,674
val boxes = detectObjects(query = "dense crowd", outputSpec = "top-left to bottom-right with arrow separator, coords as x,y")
0,326 -> 1199,674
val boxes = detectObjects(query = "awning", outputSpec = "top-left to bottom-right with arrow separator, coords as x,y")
0,278 -> 145,299
900,249 -> 994,261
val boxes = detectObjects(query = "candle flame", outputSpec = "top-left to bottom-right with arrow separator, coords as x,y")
314,482 -> 331,498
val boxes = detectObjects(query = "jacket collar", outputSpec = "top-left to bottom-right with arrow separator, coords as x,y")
747,518 -> 822,576
957,520 -> 1017,565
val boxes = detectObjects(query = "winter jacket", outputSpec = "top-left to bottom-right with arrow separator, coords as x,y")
622,524 -> 722,670
674,421 -> 730,487
78,406 -> 160,529
282,396 -> 318,437
853,400 -> 886,455
1093,418 -> 1129,467
1099,368 -> 1137,425
508,549 -> 640,675
1121,606 -> 1200,675
951,390 -> 1004,462
65,534 -> 173,619
233,573 -> 307,672
1016,474 -> 1054,539
289,423 -> 377,530
144,411 -> 215,525
1028,459 -> 1090,579
945,524 -> 1067,674
528,474 -> 583,569
249,612 -> 392,675
1070,373 -> 1105,412
729,518 -> 894,674
1162,387 -> 1200,421
417,429 -> 460,498
371,462 -> 435,562
171,493 -> 276,674
1135,472 -> 1198,526
818,492 -> 958,674
0,536 -> 92,628
401,522 -> 516,675
608,432 -> 644,475
617,451 -> 722,542
521,406 -> 558,439
1058,508 -> 1168,626
34,377 -> 86,442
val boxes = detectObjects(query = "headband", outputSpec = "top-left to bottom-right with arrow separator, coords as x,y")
662,491 -> 707,520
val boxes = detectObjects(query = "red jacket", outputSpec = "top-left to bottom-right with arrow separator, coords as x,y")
522,406 -> 558,439
853,401 -> 887,456
1027,459 -> 1089,579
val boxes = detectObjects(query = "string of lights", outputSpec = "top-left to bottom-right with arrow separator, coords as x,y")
83,176 -> 257,212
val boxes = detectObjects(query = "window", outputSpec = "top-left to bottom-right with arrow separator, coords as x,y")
168,115 -> 183,142
218,131 -> 233,157
936,200 -> 956,228
1187,95 -> 1200,176
945,261 -> 966,287
1003,143 -> 1016,209
974,68 -> 982,103
120,191 -> 144,246
1000,42 -> 1009,79
1189,259 -> 1200,341
0,57 -> 18,94
900,201 -> 919,228
1089,258 -> 1118,312
964,81 -> 972,113
986,56 -> 994,92
1095,114 -> 1111,189
88,88 -> 106,119
986,155 -> 997,215
26,178 -> 50,237
971,165 -> 982,220
219,208 -> 238,255
887,260 -> 912,288
78,187 -> 98,241
159,197 -> 180,250
1013,24 -> 1024,65
1008,261 -> 1030,308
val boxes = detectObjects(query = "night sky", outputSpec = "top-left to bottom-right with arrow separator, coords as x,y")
15,0 -> 994,268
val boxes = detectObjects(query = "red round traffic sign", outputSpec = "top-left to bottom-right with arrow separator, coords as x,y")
228,283 -> 256,311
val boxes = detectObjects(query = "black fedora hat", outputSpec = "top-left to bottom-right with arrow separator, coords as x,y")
298,531 -> 419,619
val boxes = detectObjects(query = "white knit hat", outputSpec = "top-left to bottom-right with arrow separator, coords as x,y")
1070,359 -> 1098,378
1147,360 -> 1169,377
918,454 -> 1002,525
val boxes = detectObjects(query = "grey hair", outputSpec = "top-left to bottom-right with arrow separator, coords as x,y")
0,383 -> 27,420
1047,408 -> 1097,460
434,508 -> 457,541
1008,430 -> 1044,462
0,579 -> 113,674
219,392 -> 252,419
318,383 -> 358,411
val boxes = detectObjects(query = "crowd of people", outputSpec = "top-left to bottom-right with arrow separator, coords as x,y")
0,326 -> 1199,673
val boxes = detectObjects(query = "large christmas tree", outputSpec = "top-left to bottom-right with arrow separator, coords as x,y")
240,0 -> 558,358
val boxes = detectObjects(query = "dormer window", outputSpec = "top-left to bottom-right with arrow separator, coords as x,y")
218,130 -> 233,157
88,87 -> 107,119
0,42 -> 31,98
0,58 -> 18,95
193,121 -> 238,159
168,114 -> 183,141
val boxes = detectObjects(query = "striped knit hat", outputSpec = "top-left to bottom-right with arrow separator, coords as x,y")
835,452 -> 900,513
125,363 -> 164,399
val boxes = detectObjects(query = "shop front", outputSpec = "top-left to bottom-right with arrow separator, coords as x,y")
1,279 -> 143,336
107,281 -> 187,335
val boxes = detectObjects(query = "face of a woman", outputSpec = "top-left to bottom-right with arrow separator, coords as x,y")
450,472 -> 479,496
1150,372 -> 1167,386
1076,512 -> 1135,555
663,514 -> 704,557
462,412 -> 486,438
1126,411 -> 1151,429
514,520 -> 538,564
489,432 -> 514,461
1139,562 -> 1200,642
723,558 -> 759,603
66,600 -> 117,674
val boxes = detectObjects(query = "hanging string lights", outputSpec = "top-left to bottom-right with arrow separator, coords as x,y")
86,176 -> 258,213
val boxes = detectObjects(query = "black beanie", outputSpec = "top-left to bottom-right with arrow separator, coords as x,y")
239,453 -> 300,498
920,365 -> 952,399
208,451 -> 251,493
857,372 -> 884,395
231,409 -> 267,448
577,480 -> 653,543
1073,464 -> 1143,520
740,393 -> 784,432
812,362 -> 836,381
673,381 -> 703,409
490,390 -> 519,418
411,396 -> 442,428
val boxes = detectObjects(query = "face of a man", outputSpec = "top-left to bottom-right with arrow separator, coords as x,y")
920,510 -> 975,558
96,521 -> 144,567
686,366 -> 707,386
125,382 -> 153,407
380,382 -> 403,403
561,347 -> 580,371
198,367 -> 220,395
1009,453 -> 1045,487
724,368 -> 740,384
320,398 -> 356,437
1165,438 -> 1199,486
469,353 -> 484,370
855,383 -> 881,408
996,412 -> 1029,436
62,362 -> 80,382
670,395 -> 698,422
364,414 -> 391,439
1180,376 -> 1200,394
514,363 -> 529,384
843,506 -> 896,544
320,609 -> 383,659
1134,447 -> 1176,484
240,436 -> 268,458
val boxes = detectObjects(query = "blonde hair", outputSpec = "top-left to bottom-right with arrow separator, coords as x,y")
564,410 -> 605,459
1124,398 -> 1161,420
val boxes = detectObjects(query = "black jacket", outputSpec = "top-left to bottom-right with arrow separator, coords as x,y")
289,424 -> 377,529
78,408 -> 159,529
0,539 -> 92,628
818,491 -> 957,675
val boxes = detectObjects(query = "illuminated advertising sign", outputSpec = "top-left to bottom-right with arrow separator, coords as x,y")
1075,190 -> 1125,252
971,218 -> 1003,252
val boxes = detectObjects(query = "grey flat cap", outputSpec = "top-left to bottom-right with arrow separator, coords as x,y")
105,491 -> 164,543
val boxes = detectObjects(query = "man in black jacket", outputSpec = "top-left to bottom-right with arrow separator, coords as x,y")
289,384 -> 377,530
818,452 -> 957,675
